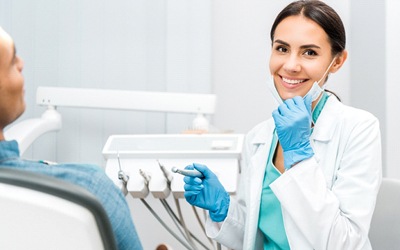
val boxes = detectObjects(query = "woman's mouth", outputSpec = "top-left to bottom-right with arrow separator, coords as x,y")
282,77 -> 307,85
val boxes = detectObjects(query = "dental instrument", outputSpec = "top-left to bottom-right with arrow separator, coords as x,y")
158,160 -> 174,185
117,152 -> 129,196
140,198 -> 193,250
139,165 -> 210,250
158,161 -> 206,249
191,205 -> 215,248
172,198 -> 198,250
137,170 -> 193,249
139,169 -> 151,187
171,166 -> 204,178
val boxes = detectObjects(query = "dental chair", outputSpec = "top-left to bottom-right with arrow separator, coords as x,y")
369,178 -> 400,250
0,167 -> 117,250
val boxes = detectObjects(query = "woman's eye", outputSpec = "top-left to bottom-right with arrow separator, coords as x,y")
275,46 -> 287,53
304,50 -> 317,56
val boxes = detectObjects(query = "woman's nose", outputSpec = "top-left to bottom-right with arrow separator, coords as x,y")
283,55 -> 301,73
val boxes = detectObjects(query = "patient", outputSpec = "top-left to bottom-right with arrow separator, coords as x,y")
0,26 -> 143,250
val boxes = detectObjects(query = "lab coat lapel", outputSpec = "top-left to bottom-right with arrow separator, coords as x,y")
244,121 -> 274,248
249,141 -> 269,202
309,96 -> 342,188
249,120 -> 274,191
311,97 -> 342,142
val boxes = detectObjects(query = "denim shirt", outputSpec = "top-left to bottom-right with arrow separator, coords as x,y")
0,140 -> 142,250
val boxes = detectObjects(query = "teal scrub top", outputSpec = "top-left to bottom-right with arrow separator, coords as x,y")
258,92 -> 329,249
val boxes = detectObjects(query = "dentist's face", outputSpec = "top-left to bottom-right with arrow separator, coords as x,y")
269,15 -> 335,101
0,27 -> 25,132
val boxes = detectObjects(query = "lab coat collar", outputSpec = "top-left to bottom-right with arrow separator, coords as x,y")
251,119 -> 275,145
311,96 -> 342,142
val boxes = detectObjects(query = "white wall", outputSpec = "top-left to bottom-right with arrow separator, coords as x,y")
349,0 -> 387,175
386,0 -> 400,178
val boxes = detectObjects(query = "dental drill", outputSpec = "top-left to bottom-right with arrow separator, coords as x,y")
171,166 -> 204,178
117,152 -> 129,196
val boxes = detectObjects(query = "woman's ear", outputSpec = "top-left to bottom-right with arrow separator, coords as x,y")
330,50 -> 348,73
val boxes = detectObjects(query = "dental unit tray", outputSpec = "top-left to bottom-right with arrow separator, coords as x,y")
102,134 -> 244,198
102,134 -> 244,159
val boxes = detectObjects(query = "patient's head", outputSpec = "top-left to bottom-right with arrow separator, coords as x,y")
0,26 -> 25,136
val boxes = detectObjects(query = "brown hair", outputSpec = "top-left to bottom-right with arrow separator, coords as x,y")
270,0 -> 346,56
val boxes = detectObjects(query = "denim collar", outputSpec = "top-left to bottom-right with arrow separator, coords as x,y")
0,140 -> 20,162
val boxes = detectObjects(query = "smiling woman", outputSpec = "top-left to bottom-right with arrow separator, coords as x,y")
181,1 -> 382,249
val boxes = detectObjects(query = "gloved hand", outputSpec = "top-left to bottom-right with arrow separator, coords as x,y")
183,163 -> 230,222
272,95 -> 314,169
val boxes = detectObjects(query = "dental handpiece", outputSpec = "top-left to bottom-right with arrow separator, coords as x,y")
171,166 -> 204,178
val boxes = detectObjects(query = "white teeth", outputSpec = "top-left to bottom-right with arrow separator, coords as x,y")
282,77 -> 306,85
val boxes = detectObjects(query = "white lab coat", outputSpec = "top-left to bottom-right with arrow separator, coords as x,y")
206,96 -> 382,250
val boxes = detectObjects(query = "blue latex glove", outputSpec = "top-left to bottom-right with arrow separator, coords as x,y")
272,95 -> 314,169
183,163 -> 230,222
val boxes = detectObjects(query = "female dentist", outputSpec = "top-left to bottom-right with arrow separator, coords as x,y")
183,1 -> 382,249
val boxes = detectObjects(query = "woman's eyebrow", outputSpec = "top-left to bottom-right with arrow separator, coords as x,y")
274,39 -> 289,47
300,44 -> 321,50
273,39 -> 321,50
